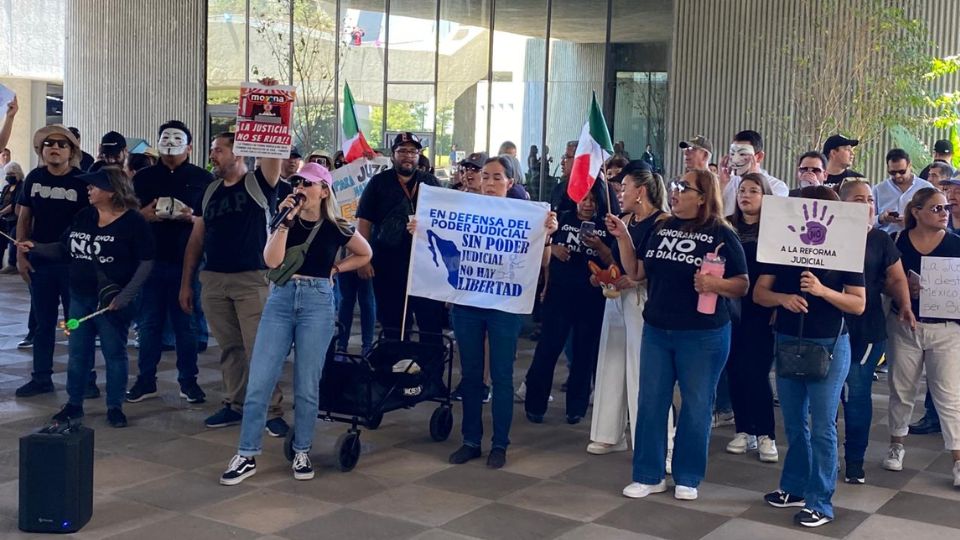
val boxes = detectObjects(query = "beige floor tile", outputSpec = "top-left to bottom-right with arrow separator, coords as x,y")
351,484 -> 491,527
92,454 -> 181,493
193,488 -> 338,534
500,480 -> 627,522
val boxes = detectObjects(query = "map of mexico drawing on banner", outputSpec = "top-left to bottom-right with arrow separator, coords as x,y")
757,195 -> 868,273
408,186 -> 550,314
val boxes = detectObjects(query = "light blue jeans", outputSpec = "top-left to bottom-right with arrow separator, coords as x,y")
776,332 -> 851,518
238,278 -> 336,456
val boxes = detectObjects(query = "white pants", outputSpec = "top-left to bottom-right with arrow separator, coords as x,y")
590,288 -> 676,448
887,315 -> 960,450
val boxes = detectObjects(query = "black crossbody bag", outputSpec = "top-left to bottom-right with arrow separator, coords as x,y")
775,311 -> 843,382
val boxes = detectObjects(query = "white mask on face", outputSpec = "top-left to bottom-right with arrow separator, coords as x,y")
158,128 -> 189,156
728,143 -> 756,176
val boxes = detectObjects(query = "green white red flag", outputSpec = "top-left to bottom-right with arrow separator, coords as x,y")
341,82 -> 375,163
567,93 -> 613,203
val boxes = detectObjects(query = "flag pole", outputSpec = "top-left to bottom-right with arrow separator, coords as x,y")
602,160 -> 612,216
400,214 -> 418,342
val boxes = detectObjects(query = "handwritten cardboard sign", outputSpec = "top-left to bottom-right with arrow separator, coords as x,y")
919,256 -> 960,319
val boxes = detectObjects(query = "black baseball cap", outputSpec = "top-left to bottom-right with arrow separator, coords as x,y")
77,169 -> 115,192
100,131 -> 127,155
822,134 -> 859,156
391,132 -> 422,151
289,146 -> 302,159
459,151 -> 488,169
611,160 -> 652,183
934,139 -> 953,154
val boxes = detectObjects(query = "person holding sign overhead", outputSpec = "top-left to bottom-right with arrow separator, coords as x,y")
606,169 -> 749,502
883,187 -> 960,488
754,186 -> 865,528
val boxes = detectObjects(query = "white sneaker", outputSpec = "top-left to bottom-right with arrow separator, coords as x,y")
712,411 -> 735,428
882,443 -> 905,471
953,460 -> 960,487
674,485 -> 698,500
726,433 -> 757,454
665,448 -> 673,475
586,439 -> 628,455
622,480 -> 667,498
513,382 -> 552,403
757,436 -> 779,463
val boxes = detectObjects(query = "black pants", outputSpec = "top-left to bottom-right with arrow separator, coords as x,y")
524,283 -> 605,419
371,256 -> 444,344
727,314 -> 775,438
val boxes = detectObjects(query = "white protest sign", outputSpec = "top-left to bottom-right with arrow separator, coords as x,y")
919,256 -> 960,319
757,195 -> 868,273
331,156 -> 392,223
408,185 -> 549,314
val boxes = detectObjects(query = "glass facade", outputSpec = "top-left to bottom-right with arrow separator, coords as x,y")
205,0 -> 672,199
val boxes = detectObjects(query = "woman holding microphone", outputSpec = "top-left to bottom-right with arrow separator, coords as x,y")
220,163 -> 371,485
607,169 -> 748,501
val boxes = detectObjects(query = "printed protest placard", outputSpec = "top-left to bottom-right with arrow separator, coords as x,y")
757,195 -> 869,273
331,156 -> 392,223
919,256 -> 960,319
408,185 -> 549,314
233,82 -> 297,158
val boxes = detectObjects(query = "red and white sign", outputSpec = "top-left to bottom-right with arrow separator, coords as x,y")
234,82 -> 297,158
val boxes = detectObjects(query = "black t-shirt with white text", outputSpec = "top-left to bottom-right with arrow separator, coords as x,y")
847,228 -> 900,343
764,264 -> 864,338
895,230 -> 960,324
549,210 -> 614,287
824,169 -> 865,189
199,169 -> 276,273
133,161 -> 212,264
611,211 -> 662,273
284,218 -> 353,278
18,167 -> 90,244
355,168 -> 439,263
67,207 -> 155,297
640,217 -> 748,330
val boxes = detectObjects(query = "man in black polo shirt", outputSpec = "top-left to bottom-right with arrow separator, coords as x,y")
356,132 -> 444,339
15,125 -> 90,397
180,131 -> 287,435
822,134 -> 865,189
127,120 -> 211,404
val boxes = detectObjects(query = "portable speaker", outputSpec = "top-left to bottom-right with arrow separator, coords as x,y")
19,426 -> 94,533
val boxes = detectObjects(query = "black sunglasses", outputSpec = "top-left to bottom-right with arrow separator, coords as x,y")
42,139 -> 72,149
670,180 -> 703,194
798,166 -> 823,174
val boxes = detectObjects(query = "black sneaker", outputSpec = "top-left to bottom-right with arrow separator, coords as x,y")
487,447 -> 507,469
16,379 -> 55,398
107,408 -> 128,428
265,417 -> 290,438
125,378 -> 158,403
448,444 -> 482,464
525,411 -> 544,424
84,381 -> 100,400
845,461 -> 865,484
908,416 -> 942,435
51,403 -> 84,424
205,406 -> 242,428
178,381 -> 206,404
292,452 -> 314,480
220,455 -> 256,485
795,508 -> 832,528
764,489 -> 805,508
17,337 -> 33,349
481,384 -> 491,404
566,415 -> 583,425
451,382 -> 463,401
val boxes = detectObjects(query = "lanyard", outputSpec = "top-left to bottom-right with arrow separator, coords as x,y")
397,175 -> 419,209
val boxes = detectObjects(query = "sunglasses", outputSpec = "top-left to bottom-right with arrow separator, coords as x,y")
670,180 -> 703,194
798,166 -> 823,174
888,169 -> 908,176
289,177 -> 324,188
927,204 -> 953,214
42,139 -> 72,149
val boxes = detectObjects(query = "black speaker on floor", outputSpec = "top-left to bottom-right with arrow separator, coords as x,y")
19,425 -> 94,533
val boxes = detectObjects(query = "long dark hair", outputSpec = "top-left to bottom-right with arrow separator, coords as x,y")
101,166 -> 140,210
905,187 -> 943,231
728,172 -> 772,228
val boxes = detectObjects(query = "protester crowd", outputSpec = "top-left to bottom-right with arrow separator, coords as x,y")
4,85 -> 960,530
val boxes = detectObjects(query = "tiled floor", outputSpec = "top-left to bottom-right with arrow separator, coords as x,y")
0,273 -> 958,539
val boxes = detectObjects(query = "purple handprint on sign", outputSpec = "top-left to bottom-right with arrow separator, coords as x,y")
787,200 -> 834,245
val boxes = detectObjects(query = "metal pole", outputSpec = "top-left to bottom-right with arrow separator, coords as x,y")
538,0 -> 553,202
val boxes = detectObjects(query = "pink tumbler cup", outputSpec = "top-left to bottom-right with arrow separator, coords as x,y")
697,253 -> 725,315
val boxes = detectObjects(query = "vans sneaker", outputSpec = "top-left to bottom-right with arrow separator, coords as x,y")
292,452 -> 314,480
220,455 -> 256,485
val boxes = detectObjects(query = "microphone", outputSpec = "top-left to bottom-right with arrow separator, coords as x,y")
270,193 -> 305,231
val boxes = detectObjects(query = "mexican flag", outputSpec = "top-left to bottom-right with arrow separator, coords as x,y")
341,82 -> 374,163
567,93 -> 613,203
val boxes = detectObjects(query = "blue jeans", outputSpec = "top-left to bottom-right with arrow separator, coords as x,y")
777,332 -> 851,518
924,390 -> 940,422
66,291 -> 134,409
451,305 -> 522,449
137,261 -> 199,384
28,260 -> 71,384
842,339 -> 885,465
238,278 -> 336,456
337,271 -> 376,351
633,323 -> 731,488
